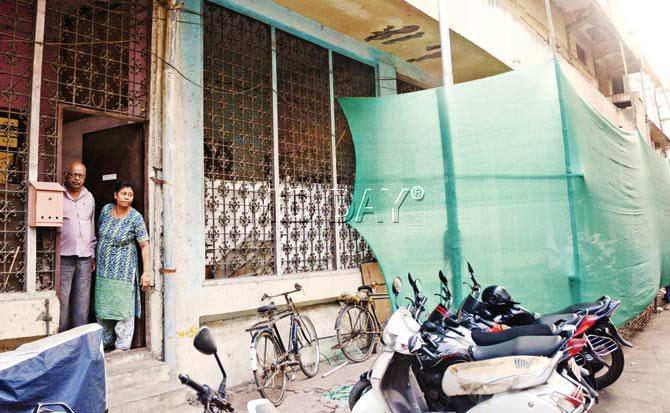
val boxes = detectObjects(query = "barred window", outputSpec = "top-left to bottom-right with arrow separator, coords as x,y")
332,52 -> 375,269
0,0 -> 34,293
203,4 -> 275,279
276,31 -> 334,274
203,3 -> 377,278
397,78 -> 424,94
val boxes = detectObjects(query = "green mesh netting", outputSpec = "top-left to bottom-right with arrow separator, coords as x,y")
339,60 -> 670,324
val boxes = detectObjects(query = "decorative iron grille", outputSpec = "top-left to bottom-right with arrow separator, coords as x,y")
276,30 -> 335,274
332,52 -> 375,269
35,0 -> 151,290
397,78 -> 423,94
0,0 -> 34,292
203,3 -> 275,279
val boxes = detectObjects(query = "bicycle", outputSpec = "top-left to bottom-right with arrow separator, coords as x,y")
334,282 -> 389,362
246,283 -> 320,406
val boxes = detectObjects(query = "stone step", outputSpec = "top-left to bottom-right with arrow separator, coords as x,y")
106,357 -> 170,392
107,381 -> 188,413
105,348 -> 154,368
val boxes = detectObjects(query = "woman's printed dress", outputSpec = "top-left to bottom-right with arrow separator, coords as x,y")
95,203 -> 149,320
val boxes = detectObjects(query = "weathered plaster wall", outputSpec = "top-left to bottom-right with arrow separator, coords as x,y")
406,0 -> 634,130
0,292 -> 59,343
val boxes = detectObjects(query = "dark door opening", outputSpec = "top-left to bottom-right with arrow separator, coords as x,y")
59,108 -> 148,350
82,122 -> 146,349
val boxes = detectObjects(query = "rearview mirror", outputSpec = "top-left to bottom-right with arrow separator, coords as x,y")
414,278 -> 422,293
193,327 -> 218,356
438,270 -> 448,286
392,277 -> 403,296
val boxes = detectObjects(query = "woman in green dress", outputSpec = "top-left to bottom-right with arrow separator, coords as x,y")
95,181 -> 151,351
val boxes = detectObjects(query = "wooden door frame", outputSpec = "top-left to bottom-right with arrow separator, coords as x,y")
56,104 -> 151,349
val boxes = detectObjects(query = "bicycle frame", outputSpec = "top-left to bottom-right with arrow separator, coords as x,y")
249,284 -> 312,368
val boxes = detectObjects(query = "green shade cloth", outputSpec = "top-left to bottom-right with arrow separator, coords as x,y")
339,61 -> 670,324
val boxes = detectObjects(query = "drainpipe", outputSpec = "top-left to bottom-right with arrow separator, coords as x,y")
162,0 -> 178,367
544,0 -> 581,302
437,0 -> 462,305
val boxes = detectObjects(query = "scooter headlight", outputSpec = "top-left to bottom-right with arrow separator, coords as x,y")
381,329 -> 397,348
381,328 -> 411,352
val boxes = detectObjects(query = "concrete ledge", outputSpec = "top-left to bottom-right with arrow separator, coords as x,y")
196,269 -> 361,321
0,291 -> 59,340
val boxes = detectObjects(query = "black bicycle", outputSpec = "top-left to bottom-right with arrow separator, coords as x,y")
246,283 -> 320,406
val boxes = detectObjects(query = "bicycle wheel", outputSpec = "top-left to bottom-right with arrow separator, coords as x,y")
294,315 -> 320,378
335,304 -> 376,362
252,330 -> 287,406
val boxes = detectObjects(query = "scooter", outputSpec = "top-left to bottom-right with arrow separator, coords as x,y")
457,262 -> 630,389
179,327 -> 278,413
417,271 -> 604,408
350,276 -> 595,413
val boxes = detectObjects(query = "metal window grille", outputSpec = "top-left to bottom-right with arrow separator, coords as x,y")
202,4 -> 379,278
332,52 -> 375,269
203,4 -> 275,279
276,30 -> 335,274
35,0 -> 151,290
0,0 -> 35,293
397,78 -> 423,94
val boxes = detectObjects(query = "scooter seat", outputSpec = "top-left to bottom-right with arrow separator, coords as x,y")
535,313 -> 579,326
470,324 -> 555,346
471,335 -> 562,361
545,299 -> 605,316
257,303 -> 277,313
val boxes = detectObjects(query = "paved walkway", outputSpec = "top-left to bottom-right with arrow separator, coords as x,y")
230,309 -> 670,412
230,354 -> 375,412
597,308 -> 670,412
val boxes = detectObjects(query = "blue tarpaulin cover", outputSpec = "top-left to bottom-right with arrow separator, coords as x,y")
0,324 -> 106,413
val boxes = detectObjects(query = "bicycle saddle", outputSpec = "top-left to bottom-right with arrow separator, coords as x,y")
257,302 -> 277,313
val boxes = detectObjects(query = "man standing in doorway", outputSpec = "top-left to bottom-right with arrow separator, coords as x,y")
58,161 -> 96,332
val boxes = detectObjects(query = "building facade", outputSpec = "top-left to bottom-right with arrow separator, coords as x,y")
1,0 -> 667,390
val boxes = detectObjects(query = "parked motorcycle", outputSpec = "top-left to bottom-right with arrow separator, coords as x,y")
349,276 -> 596,413
457,262 -> 631,388
179,327 -> 278,413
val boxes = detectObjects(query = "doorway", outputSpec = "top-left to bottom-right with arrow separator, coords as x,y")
60,108 -> 148,349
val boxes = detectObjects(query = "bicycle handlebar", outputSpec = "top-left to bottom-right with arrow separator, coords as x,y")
261,283 -> 303,301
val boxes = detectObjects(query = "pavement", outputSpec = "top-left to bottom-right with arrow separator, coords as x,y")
597,307 -> 670,412
229,353 -> 375,413
229,308 -> 670,412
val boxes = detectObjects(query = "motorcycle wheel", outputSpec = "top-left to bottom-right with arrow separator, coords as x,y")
348,378 -> 371,410
591,336 -> 625,389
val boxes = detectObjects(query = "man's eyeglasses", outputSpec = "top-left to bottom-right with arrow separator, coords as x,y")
66,172 -> 86,179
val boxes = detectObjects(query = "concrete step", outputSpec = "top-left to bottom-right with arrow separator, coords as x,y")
107,381 -> 188,413
106,357 -> 170,392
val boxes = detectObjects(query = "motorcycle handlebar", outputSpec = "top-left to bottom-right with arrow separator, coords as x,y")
179,374 -> 207,395
179,374 -> 232,412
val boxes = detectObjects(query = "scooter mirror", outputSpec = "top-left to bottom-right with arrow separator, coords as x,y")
414,278 -> 422,293
467,262 -> 474,275
392,277 -> 403,296
193,327 -> 218,356
438,270 -> 448,286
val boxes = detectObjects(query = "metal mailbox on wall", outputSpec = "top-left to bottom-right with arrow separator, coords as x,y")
28,181 -> 65,227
